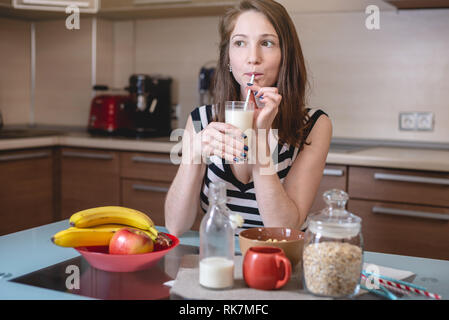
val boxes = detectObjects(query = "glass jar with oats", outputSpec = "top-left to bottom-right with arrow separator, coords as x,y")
302,189 -> 363,298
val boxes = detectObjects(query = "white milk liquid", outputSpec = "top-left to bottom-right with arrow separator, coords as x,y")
199,257 -> 235,289
225,109 -> 254,132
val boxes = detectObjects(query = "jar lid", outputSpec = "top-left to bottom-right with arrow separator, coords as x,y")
308,189 -> 361,239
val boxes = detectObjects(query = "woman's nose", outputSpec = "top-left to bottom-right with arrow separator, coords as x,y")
247,45 -> 261,65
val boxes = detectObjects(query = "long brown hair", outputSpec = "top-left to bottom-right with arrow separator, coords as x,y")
212,0 -> 310,149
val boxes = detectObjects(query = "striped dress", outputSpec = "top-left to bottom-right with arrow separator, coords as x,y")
190,105 -> 328,234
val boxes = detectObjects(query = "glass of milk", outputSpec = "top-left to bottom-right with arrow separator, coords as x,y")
225,101 -> 255,133
225,101 -> 255,162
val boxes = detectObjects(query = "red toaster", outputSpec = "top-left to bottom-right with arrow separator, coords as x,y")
87,94 -> 135,135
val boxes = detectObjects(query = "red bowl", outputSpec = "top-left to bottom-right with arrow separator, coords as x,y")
75,233 -> 179,272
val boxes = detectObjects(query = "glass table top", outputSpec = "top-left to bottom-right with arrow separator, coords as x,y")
11,244 -> 199,300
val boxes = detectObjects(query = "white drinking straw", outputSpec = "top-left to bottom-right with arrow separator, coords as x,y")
243,73 -> 255,111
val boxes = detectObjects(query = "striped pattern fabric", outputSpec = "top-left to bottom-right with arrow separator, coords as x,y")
190,105 -> 328,234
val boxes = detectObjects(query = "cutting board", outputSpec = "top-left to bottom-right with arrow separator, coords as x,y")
170,254 -> 415,300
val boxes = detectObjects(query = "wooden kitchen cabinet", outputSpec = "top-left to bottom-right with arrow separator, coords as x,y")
120,152 -> 178,182
309,165 -> 348,214
98,0 -> 237,20
348,199 -> 449,260
348,166 -> 449,208
120,152 -> 179,227
121,179 -> 170,227
347,166 -> 449,260
0,148 -> 55,235
384,0 -> 449,9
60,147 -> 120,219
12,0 -> 98,11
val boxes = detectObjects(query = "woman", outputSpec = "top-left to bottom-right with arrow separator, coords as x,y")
165,0 -> 332,237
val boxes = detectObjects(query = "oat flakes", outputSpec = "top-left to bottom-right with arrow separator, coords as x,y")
303,241 -> 362,297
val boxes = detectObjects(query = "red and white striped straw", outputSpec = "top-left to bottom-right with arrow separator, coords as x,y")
361,274 -> 442,300
381,282 -> 411,296
361,274 -> 409,297
381,278 -> 441,300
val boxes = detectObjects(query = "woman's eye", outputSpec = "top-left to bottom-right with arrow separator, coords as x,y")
233,40 -> 245,47
262,40 -> 275,47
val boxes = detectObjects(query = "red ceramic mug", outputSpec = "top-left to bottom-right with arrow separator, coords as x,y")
242,246 -> 292,290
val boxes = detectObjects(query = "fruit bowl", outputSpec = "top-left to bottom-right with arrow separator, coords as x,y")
75,233 -> 179,272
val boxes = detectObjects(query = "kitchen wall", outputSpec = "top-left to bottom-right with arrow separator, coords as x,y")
1,6 -> 448,143
297,9 -> 449,143
0,18 -> 31,124
34,18 -> 92,126
0,17 -> 112,127
112,17 -> 221,129
116,8 -> 449,143
34,18 -> 113,126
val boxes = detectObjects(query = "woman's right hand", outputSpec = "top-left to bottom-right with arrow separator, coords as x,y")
196,122 -> 248,164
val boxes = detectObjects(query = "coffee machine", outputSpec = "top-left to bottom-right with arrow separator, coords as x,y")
128,74 -> 173,137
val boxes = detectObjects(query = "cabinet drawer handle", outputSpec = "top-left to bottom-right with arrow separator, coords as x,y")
62,151 -> 114,160
323,168 -> 344,176
373,173 -> 449,186
372,206 -> 449,221
131,156 -> 173,165
0,151 -> 50,162
132,184 -> 169,193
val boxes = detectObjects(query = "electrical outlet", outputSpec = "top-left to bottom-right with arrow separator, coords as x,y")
416,112 -> 434,131
399,112 -> 417,131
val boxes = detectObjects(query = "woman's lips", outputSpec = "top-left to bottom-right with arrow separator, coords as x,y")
245,72 -> 263,78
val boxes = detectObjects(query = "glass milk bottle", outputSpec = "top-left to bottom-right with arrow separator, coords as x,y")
199,181 -> 235,289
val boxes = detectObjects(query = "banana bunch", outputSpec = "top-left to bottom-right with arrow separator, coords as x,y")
52,206 -> 160,248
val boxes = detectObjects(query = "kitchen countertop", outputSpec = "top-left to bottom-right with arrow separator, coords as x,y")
0,131 -> 177,154
326,146 -> 449,172
1,219 -> 448,300
1,128 -> 449,172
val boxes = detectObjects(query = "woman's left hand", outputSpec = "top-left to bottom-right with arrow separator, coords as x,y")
246,84 -> 282,134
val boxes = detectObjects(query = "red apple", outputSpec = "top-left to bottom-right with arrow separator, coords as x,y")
109,228 -> 154,254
